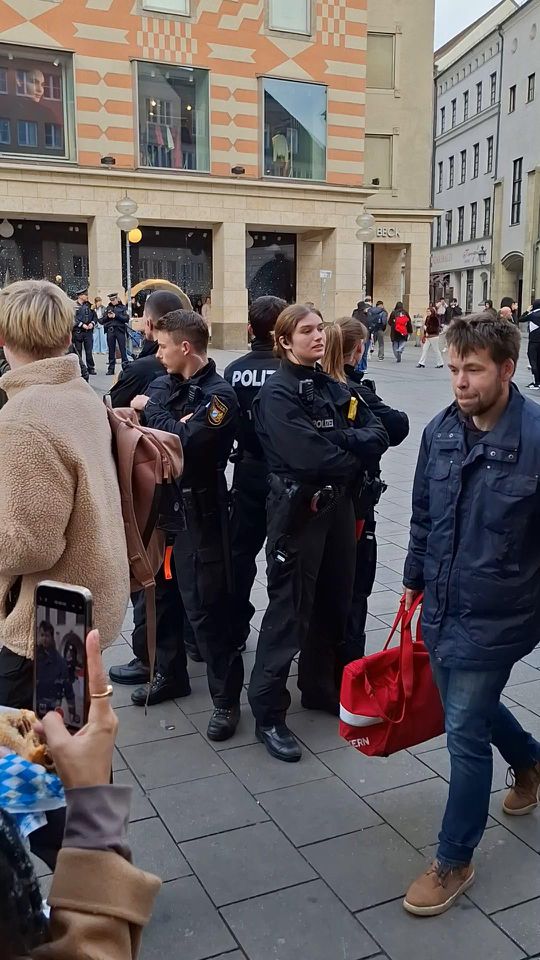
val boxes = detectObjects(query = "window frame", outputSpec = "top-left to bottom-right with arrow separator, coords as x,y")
472,142 -> 479,179
460,149 -> 467,184
435,215 -> 442,248
486,135 -> 494,173
268,0 -> 311,37
470,201 -> 477,240
463,90 -> 469,120
140,0 -> 190,15
483,196 -> 492,237
440,105 -> 445,134
0,117 -> 10,144
527,72 -> 535,103
364,133 -> 393,190
511,157 -> 523,226
446,210 -> 453,246
437,160 -> 443,193
490,71 -> 497,105
451,98 -> 456,127
261,75 -> 328,183
509,84 -> 516,112
448,155 -> 455,188
458,205 -> 465,243
17,119 -> 37,148
366,32 -> 395,90
476,80 -> 482,113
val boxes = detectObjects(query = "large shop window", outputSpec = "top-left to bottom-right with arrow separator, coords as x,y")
263,78 -> 326,181
247,232 -> 296,304
0,220 -> 88,293
0,46 -> 75,160
268,0 -> 310,35
122,227 -> 212,309
137,63 -> 209,172
366,33 -> 395,90
364,135 -> 392,189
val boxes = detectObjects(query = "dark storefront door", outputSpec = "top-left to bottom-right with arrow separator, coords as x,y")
246,232 -> 296,303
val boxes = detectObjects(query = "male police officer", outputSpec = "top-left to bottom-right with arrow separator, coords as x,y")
130,309 -> 244,740
224,296 -> 285,648
104,293 -> 130,375
72,288 -> 96,375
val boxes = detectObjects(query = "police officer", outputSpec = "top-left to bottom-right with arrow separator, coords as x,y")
130,309 -> 244,741
104,293 -> 129,375
248,304 -> 389,761
72,288 -> 96,375
224,296 -> 286,648
323,315 -> 409,656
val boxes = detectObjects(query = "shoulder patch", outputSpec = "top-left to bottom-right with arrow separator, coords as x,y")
207,395 -> 228,426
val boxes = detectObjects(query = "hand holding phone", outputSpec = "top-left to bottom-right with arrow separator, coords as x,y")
35,630 -> 118,789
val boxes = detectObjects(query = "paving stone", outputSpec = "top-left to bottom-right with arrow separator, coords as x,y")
150,773 -> 269,842
320,745 -> 435,798
112,745 -> 127,771
465,826 -> 540,914
372,565 -> 406,586
376,543 -> 408,563
110,678 -> 141,707
420,743 -> 510,791
115,701 -> 195,747
122,732 -> 228,789
503,679 -> 540,715
257,776 -> 381,846
368,590 -> 404,616
187,656 -> 208,678
505,660 -> 540,685
112,767 -> 156,822
302,823 -> 425,911
364,628 -> 392,655
222,741 -> 332,794
31,853 -> 51,878
221,880 -> 379,960
493,898 -> 540,955
288,710 -> 344,753
140,876 -> 236,960
365,777 -> 457,849
189,707 -> 259,750
408,733 -> 447,754
181,822 -> 316,906
102,642 -> 133,669
504,704 -> 540,741
360,896 -> 524,960
488,790 -> 540,852
128,817 -> 192,881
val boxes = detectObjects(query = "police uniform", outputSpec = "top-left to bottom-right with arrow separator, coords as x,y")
224,336 -> 279,646
344,364 -> 409,654
143,360 -> 244,709
72,292 -> 96,375
248,359 -> 389,734
104,295 -> 129,374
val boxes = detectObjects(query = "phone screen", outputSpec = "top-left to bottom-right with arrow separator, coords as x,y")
34,582 -> 92,733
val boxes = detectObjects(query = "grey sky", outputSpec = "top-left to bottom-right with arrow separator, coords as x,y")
435,0 -> 513,47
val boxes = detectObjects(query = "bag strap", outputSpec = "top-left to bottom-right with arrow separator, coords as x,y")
144,583 -> 157,714
364,593 -> 423,725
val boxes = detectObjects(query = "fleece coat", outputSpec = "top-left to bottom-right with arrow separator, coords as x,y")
0,354 -> 129,659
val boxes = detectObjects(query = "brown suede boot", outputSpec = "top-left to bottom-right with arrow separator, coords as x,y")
403,861 -> 475,917
503,762 -> 540,816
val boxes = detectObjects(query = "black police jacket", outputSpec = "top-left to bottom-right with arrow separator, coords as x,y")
223,337 -> 279,461
253,359 -> 389,486
110,339 -> 165,408
344,365 -> 409,448
103,304 -> 129,330
73,302 -> 96,334
143,359 -> 239,488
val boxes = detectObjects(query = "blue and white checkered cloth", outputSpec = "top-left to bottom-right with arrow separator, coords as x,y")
0,753 -> 65,838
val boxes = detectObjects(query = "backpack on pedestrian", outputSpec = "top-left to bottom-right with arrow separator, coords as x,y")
394,313 -> 409,337
105,405 -> 184,686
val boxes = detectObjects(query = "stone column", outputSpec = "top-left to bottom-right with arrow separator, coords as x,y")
523,168 -> 540,305
321,226 -> 362,323
406,223 -> 431,320
211,220 -> 248,349
490,182 -> 504,307
296,235 -> 322,308
87,215 -> 123,301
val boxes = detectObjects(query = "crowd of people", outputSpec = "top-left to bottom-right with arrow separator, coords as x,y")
1,278 -> 540,954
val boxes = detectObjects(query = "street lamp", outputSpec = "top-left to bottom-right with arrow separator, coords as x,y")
115,196 -> 139,316
355,206 -> 376,242
477,244 -> 487,265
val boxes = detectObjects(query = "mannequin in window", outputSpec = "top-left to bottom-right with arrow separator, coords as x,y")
272,127 -> 290,177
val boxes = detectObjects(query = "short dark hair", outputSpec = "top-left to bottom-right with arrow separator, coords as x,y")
376,300 -> 384,306
38,620 -> 54,638
248,296 -> 287,340
145,291 -> 183,324
446,314 -> 520,366
155,309 -> 209,353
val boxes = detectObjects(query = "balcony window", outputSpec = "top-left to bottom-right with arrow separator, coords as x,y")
263,77 -> 326,181
136,62 -> 209,172
141,0 -> 189,13
269,0 -> 310,35
367,33 -> 395,89
0,45 -> 75,159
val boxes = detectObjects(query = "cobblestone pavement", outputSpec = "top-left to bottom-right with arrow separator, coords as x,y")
53,341 -> 540,959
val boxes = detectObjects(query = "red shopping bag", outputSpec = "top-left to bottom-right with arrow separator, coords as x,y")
339,594 -> 445,757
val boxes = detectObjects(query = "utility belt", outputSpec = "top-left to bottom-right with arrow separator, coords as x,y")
352,470 -> 388,521
268,473 -> 346,536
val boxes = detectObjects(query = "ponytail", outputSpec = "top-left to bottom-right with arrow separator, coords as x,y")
322,316 -> 368,383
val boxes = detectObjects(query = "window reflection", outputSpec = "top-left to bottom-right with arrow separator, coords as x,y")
0,220 -> 88,294
137,63 -> 209,172
122,227 -> 212,308
247,233 -> 296,303
263,78 -> 326,181
0,46 -> 73,159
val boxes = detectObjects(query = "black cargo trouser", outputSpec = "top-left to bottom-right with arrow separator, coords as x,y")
107,326 -> 128,371
229,458 -> 269,645
131,556 -> 191,682
73,331 -> 95,372
345,514 -> 378,657
248,491 -> 356,727
173,498 -> 244,707
528,340 -> 540,386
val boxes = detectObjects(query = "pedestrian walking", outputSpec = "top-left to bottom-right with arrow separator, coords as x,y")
352,301 -> 370,372
322,315 -> 409,657
519,300 -> 540,391
402,314 -> 540,917
417,306 -> 445,368
92,295 -> 107,353
247,304 -> 389,761
367,300 -> 388,360
104,293 -> 130,375
72,288 -> 97,375
501,296 -> 519,324
449,297 -> 462,320
130,309 -> 244,740
388,301 -> 412,362
224,296 -> 285,651
483,299 -> 497,319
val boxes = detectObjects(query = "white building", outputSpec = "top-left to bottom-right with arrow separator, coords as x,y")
431,0 -> 518,311
492,0 -> 540,308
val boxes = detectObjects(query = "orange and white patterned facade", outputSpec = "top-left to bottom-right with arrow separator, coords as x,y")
0,0 -> 435,345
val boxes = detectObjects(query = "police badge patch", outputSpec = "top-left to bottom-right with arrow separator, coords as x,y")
207,395 -> 228,426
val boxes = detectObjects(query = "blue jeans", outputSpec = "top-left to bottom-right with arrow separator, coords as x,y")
355,339 -> 371,374
431,659 -> 540,867
392,339 -> 407,361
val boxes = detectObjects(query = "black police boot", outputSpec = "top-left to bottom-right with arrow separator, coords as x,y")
255,724 -> 302,762
131,672 -> 191,707
207,704 -> 240,742
109,658 -> 149,686
300,694 -> 340,717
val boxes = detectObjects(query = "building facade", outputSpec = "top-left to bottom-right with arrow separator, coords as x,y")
0,0 -> 435,346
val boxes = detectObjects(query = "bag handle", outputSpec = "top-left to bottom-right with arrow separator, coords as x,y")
364,593 -> 423,725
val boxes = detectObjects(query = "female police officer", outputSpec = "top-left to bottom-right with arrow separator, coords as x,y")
248,304 -> 390,761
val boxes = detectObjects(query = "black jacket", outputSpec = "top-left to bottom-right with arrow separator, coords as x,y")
143,359 -> 239,489
519,303 -> 540,342
103,304 -> 129,330
252,360 -> 389,486
388,311 -> 413,342
0,346 -> 9,410
223,337 -> 279,461
110,339 -> 165,408
73,301 -> 96,335
344,366 -> 409,448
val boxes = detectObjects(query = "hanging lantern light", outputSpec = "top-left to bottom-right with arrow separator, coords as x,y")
128,227 -> 142,244
116,214 -> 139,232
355,207 -> 376,241
245,232 -> 254,249
115,195 -> 138,216
0,218 -> 15,238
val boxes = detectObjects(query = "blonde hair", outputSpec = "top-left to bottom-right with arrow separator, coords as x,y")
0,279 -> 74,358
322,316 -> 367,383
274,303 -> 314,359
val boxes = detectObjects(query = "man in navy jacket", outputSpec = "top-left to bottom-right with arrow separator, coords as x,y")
402,315 -> 540,918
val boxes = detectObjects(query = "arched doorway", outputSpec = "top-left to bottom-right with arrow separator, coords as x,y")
500,251 -> 524,311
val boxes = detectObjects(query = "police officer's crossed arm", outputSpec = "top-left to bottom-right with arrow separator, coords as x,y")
137,384 -> 239,456
403,426 -> 431,609
325,402 -> 390,473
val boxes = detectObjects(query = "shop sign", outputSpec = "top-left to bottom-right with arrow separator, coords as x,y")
376,226 -> 401,239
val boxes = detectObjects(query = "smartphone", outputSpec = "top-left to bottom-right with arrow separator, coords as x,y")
34,581 -> 93,733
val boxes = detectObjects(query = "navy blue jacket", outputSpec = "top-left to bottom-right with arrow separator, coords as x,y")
404,384 -> 540,669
